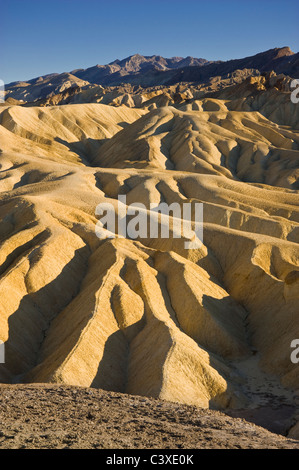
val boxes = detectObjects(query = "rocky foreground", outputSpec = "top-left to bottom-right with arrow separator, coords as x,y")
0,384 -> 298,449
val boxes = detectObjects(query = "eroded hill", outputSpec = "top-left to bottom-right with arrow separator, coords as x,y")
0,72 -> 298,440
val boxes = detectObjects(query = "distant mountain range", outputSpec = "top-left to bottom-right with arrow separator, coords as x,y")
70,47 -> 298,87
71,54 -> 214,85
5,47 -> 299,102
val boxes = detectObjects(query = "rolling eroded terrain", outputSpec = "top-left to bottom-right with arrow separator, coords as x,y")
0,70 -> 299,441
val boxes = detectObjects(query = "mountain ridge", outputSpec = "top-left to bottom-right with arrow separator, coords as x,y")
4,47 -> 299,104
5,46 -> 297,88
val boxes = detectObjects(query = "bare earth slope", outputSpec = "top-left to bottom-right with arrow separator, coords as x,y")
0,76 -> 298,441
0,384 -> 298,449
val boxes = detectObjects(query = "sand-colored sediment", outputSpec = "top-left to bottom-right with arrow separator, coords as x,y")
0,83 -> 298,437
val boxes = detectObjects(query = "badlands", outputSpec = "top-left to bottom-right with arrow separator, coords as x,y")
0,48 -> 299,446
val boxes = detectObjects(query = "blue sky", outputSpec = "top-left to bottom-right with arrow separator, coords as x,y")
1,0 -> 298,84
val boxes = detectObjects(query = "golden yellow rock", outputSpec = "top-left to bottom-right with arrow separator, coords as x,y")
0,84 -> 298,426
